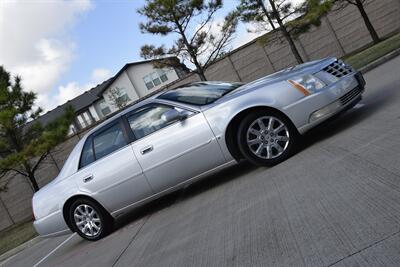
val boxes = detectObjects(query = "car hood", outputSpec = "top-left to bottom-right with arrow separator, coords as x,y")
224,57 -> 336,97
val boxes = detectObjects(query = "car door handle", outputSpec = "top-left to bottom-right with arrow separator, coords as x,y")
83,175 -> 93,183
140,145 -> 153,155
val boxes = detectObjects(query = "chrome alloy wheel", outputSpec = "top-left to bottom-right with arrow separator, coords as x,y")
246,116 -> 290,159
73,204 -> 102,237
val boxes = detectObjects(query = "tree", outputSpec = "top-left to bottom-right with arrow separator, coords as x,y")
138,0 -> 238,81
107,87 -> 130,110
237,0 -> 276,31
236,0 -> 332,64
0,66 -> 74,192
333,0 -> 380,44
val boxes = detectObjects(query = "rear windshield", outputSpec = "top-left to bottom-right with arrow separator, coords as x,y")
157,82 -> 243,105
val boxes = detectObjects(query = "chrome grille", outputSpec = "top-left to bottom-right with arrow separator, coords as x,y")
323,60 -> 354,78
339,86 -> 363,106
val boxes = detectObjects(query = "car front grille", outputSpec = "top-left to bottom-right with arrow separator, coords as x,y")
339,86 -> 363,106
323,60 -> 354,78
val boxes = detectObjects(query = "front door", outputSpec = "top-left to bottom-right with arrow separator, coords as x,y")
125,103 -> 226,193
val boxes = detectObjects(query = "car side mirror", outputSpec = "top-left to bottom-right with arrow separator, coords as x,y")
161,109 -> 186,123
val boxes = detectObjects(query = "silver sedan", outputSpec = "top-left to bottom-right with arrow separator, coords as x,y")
33,57 -> 365,241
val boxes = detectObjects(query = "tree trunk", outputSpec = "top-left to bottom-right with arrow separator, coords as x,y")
195,66 -> 207,81
355,0 -> 380,44
49,151 -> 60,172
258,0 -> 276,30
173,17 -> 207,81
182,37 -> 207,80
27,172 -> 39,192
268,0 -> 303,64
281,26 -> 304,64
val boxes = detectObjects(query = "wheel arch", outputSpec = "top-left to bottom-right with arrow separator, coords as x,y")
62,194 -> 113,232
224,106 -> 297,161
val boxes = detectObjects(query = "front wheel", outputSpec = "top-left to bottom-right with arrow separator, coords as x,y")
237,110 -> 299,166
69,198 -> 113,241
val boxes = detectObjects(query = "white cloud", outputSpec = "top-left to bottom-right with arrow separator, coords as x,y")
233,23 -> 268,49
189,18 -> 234,66
12,39 -> 74,95
41,68 -> 111,110
55,82 -> 93,106
0,0 -> 93,110
91,68 -> 112,84
231,0 -> 305,49
191,18 -> 267,65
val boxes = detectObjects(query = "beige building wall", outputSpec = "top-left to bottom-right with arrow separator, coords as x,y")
125,64 -> 179,98
102,70 -> 140,113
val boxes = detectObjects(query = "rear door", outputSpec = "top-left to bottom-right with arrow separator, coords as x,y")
75,119 -> 152,212
125,103 -> 226,193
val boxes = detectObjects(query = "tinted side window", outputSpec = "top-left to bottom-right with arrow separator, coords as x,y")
80,137 -> 94,169
127,104 -> 179,140
93,123 -> 127,160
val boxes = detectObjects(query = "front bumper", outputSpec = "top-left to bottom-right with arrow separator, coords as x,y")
284,72 -> 365,134
33,209 -> 72,238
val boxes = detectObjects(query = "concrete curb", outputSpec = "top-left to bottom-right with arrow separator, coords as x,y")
359,48 -> 400,74
0,236 -> 42,264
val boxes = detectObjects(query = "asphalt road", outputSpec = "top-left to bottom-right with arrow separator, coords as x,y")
2,56 -> 400,267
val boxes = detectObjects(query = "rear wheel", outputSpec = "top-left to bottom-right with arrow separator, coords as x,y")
237,110 -> 298,166
69,198 -> 113,241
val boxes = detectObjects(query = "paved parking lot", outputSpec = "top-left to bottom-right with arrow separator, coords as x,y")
2,56 -> 400,267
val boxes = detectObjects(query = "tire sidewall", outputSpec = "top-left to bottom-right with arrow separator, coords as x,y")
237,110 -> 298,166
69,198 -> 111,241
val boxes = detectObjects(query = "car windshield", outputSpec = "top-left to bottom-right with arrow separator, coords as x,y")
157,82 -> 243,105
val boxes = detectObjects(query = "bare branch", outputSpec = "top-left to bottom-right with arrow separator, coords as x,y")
32,152 -> 49,174
189,8 -> 218,45
0,167 -> 28,177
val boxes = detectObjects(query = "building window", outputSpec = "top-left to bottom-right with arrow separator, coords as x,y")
99,99 -> 111,116
68,124 -> 77,136
107,87 -> 131,109
77,111 -> 93,129
143,75 -> 154,90
115,88 -> 130,103
143,70 -> 169,90
157,69 -> 168,82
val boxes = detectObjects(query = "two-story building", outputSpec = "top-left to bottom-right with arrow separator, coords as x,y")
35,58 -> 188,133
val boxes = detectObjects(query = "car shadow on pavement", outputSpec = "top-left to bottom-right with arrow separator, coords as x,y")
113,191 -> 181,231
113,84 -> 398,233
113,161 -> 256,231
300,85 -> 398,148
179,161 -> 256,200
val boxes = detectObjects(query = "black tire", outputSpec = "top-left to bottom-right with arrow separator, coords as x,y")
237,110 -> 299,166
68,198 -> 113,241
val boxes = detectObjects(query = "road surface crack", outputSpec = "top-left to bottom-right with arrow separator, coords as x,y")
328,229 -> 400,266
111,215 -> 151,267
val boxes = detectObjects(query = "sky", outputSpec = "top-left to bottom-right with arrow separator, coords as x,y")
0,0 -> 300,112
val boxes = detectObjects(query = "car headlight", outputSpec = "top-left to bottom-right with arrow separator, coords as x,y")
288,74 -> 326,95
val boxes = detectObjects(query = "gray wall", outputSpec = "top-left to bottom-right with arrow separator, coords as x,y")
0,0 -> 399,231
164,0 -> 400,87
0,131 -> 90,231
